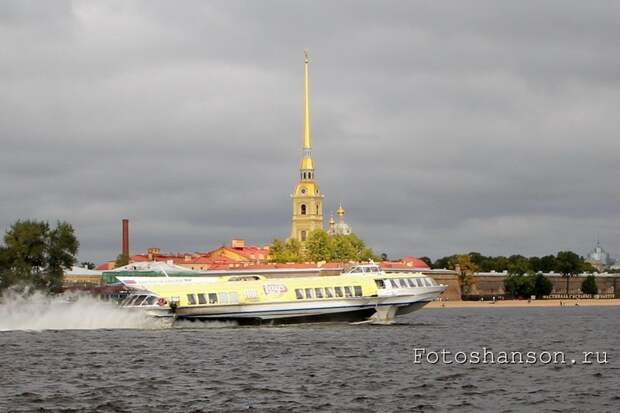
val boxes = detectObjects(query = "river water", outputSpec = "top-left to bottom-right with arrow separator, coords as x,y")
0,302 -> 618,412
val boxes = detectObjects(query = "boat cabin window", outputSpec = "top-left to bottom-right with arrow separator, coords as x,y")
354,286 -> 363,297
143,296 -> 156,306
187,294 -> 197,305
325,287 -> 334,298
133,295 -> 147,306
245,289 -> 258,299
229,275 -> 262,282
304,288 -> 314,299
295,289 -> 303,299
350,267 -> 362,273
218,292 -> 238,305
197,293 -> 207,304
315,288 -> 324,298
208,293 -> 218,304
335,287 -> 343,297
415,278 -> 424,287
344,286 -> 353,297
389,279 -> 399,289
375,279 -> 385,289
429,278 -> 438,286
123,295 -> 138,306
423,278 -> 432,287
134,295 -> 148,305
399,279 -> 409,288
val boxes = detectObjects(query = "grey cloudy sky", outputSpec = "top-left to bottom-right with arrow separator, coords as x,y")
1,1 -> 619,263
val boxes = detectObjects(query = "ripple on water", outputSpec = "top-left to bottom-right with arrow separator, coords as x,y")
0,307 -> 618,412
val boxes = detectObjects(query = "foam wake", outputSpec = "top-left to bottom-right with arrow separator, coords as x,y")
0,290 -> 160,331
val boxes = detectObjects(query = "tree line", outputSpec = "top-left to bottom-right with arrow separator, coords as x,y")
0,220 -> 79,293
428,251 -> 597,275
426,251 -> 600,298
270,230 -> 376,263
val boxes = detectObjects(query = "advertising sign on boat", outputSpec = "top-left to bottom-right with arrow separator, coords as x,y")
263,284 -> 288,295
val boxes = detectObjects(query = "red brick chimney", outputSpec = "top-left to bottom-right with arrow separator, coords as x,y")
122,219 -> 129,257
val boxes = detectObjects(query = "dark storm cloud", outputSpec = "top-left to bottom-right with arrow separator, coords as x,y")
1,0 -> 619,263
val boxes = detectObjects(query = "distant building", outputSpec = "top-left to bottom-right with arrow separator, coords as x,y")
327,204 -> 352,236
95,239 -> 271,272
586,240 -> 613,271
63,265 -> 103,287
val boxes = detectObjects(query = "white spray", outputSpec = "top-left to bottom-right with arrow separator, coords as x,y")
0,289 -> 161,331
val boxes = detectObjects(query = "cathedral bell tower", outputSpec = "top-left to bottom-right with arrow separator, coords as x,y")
290,50 -> 324,241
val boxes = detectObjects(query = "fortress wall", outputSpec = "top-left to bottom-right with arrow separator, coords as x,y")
548,275 -> 618,295
427,272 -> 461,301
470,276 -> 506,296
468,274 -> 620,297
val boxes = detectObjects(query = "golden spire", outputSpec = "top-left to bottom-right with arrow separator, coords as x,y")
303,49 -> 311,150
300,50 -> 314,173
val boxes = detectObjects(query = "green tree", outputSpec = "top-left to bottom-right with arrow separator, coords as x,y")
532,273 -> 553,298
331,235 -> 356,262
346,233 -> 376,261
0,246 -> 14,291
581,275 -> 598,295
504,275 -> 519,297
80,261 -> 96,270
115,253 -> 130,268
538,255 -> 557,272
581,262 -> 599,273
555,251 -> 582,295
3,220 -> 49,283
504,274 -> 534,298
269,231 -> 376,263
46,222 -> 79,292
269,239 -> 287,263
432,255 -> 455,270
0,220 -> 79,293
284,238 -> 304,262
507,255 -> 530,276
305,230 -> 331,262
468,252 -> 484,268
494,256 -> 510,272
528,256 -> 541,273
453,254 -> 479,295
269,238 -> 304,263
